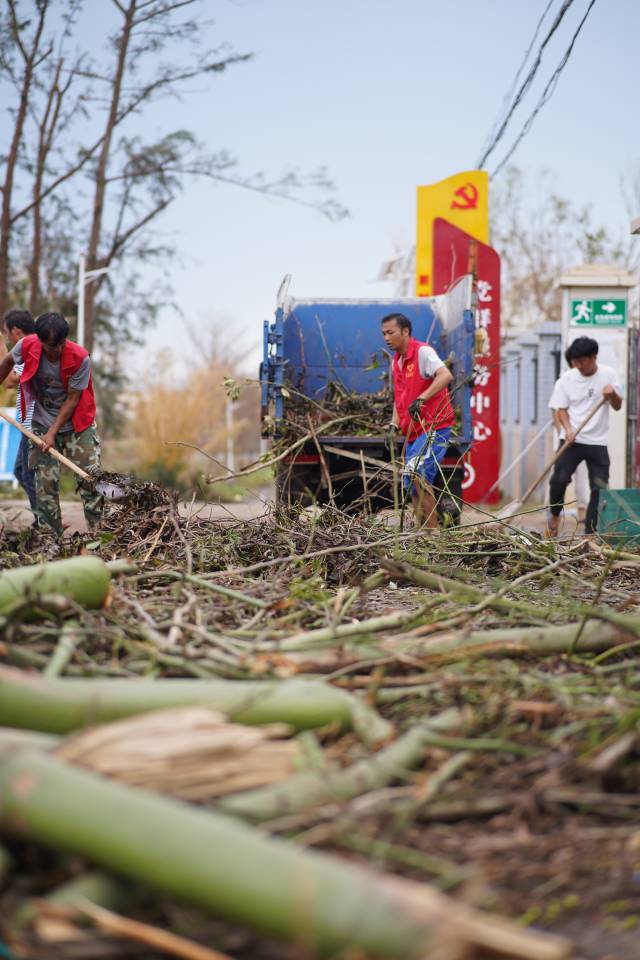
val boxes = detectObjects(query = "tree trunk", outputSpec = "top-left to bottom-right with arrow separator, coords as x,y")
0,736 -> 571,960
84,0 -> 137,351
28,58 -> 65,315
0,669 -> 392,743
0,2 -> 49,318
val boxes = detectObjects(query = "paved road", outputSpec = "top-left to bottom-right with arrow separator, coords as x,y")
1,492 -> 555,537
0,493 -> 273,534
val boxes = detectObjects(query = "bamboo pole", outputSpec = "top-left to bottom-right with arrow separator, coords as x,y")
0,667 -> 392,743
220,709 -> 461,822
0,557 -> 111,613
384,559 -> 640,635
258,605 -> 440,653
0,736 -> 571,960
398,620 -> 630,661
43,619 -> 82,678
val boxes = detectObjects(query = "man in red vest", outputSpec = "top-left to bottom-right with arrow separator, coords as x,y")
381,312 -> 454,528
0,311 -> 102,536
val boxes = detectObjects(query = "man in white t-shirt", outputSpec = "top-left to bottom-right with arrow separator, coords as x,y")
547,336 -> 622,536
549,348 -> 588,526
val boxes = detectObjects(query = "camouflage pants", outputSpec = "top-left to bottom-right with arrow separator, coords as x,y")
29,422 -> 103,536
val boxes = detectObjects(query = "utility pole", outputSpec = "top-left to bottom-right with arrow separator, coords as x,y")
77,255 -> 109,348
225,398 -> 236,474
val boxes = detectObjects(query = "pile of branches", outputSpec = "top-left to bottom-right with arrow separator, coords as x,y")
0,505 -> 639,960
276,380 -> 393,443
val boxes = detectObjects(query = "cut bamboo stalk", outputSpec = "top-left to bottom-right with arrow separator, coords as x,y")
257,605 -> 438,653
220,709 -> 461,822
391,620 -> 632,661
44,619 -> 82,678
0,736 -> 571,960
0,557 -> 111,614
0,667 -> 392,743
55,708 -> 300,800
383,559 -> 640,635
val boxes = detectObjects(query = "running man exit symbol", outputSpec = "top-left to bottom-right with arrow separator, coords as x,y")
570,298 -> 627,327
572,300 -> 592,323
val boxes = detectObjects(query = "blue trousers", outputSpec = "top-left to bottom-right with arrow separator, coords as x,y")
403,427 -> 452,492
14,434 -> 38,516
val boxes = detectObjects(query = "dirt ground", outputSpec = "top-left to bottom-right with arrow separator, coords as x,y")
3,491 -> 633,960
0,492 -> 554,536
0,491 -> 274,533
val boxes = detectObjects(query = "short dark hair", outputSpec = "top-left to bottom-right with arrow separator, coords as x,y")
35,311 -> 69,346
4,309 -> 35,335
568,336 -> 598,361
564,347 -> 572,367
381,312 -> 412,335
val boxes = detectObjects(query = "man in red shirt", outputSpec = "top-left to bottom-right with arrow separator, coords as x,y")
0,311 -> 102,536
381,312 -> 454,528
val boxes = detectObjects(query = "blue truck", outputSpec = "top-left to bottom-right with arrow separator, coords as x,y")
260,274 -> 475,520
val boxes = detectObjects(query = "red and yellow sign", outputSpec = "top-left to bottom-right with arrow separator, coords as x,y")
416,170 -> 488,296
433,218 -> 501,504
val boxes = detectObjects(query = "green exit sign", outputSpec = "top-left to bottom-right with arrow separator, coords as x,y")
570,298 -> 627,327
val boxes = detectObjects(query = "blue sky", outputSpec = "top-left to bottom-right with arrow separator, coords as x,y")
87,0 -> 639,371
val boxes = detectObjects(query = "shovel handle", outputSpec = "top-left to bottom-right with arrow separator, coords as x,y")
0,409 -> 91,482
518,397 -> 607,506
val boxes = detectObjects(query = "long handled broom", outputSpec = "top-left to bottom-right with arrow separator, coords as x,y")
496,397 -> 606,521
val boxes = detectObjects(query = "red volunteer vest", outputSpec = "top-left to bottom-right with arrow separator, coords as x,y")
19,335 -> 96,433
392,338 -> 455,442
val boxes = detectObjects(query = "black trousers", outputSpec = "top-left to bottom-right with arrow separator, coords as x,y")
548,442 -> 609,533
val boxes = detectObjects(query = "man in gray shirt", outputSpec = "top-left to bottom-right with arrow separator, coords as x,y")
0,312 -> 102,536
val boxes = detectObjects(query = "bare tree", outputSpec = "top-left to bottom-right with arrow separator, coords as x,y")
1,0 -> 347,361
491,166 -> 635,330
0,0 -> 51,318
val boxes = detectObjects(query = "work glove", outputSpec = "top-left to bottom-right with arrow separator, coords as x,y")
408,398 -> 424,422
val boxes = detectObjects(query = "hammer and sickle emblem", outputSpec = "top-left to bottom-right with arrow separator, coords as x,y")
451,182 -> 478,210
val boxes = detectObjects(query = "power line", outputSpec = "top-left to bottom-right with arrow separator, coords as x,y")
491,0 -> 599,178
477,0 -> 576,169
477,0 -> 556,166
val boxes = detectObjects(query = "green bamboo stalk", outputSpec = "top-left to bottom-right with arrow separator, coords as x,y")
0,737 -> 571,960
410,620 -> 630,660
258,603 -> 442,653
0,557 -> 110,614
219,709 -> 461,822
334,835 -> 470,892
384,559 -> 640,635
43,619 -> 82,679
0,667 -> 391,743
